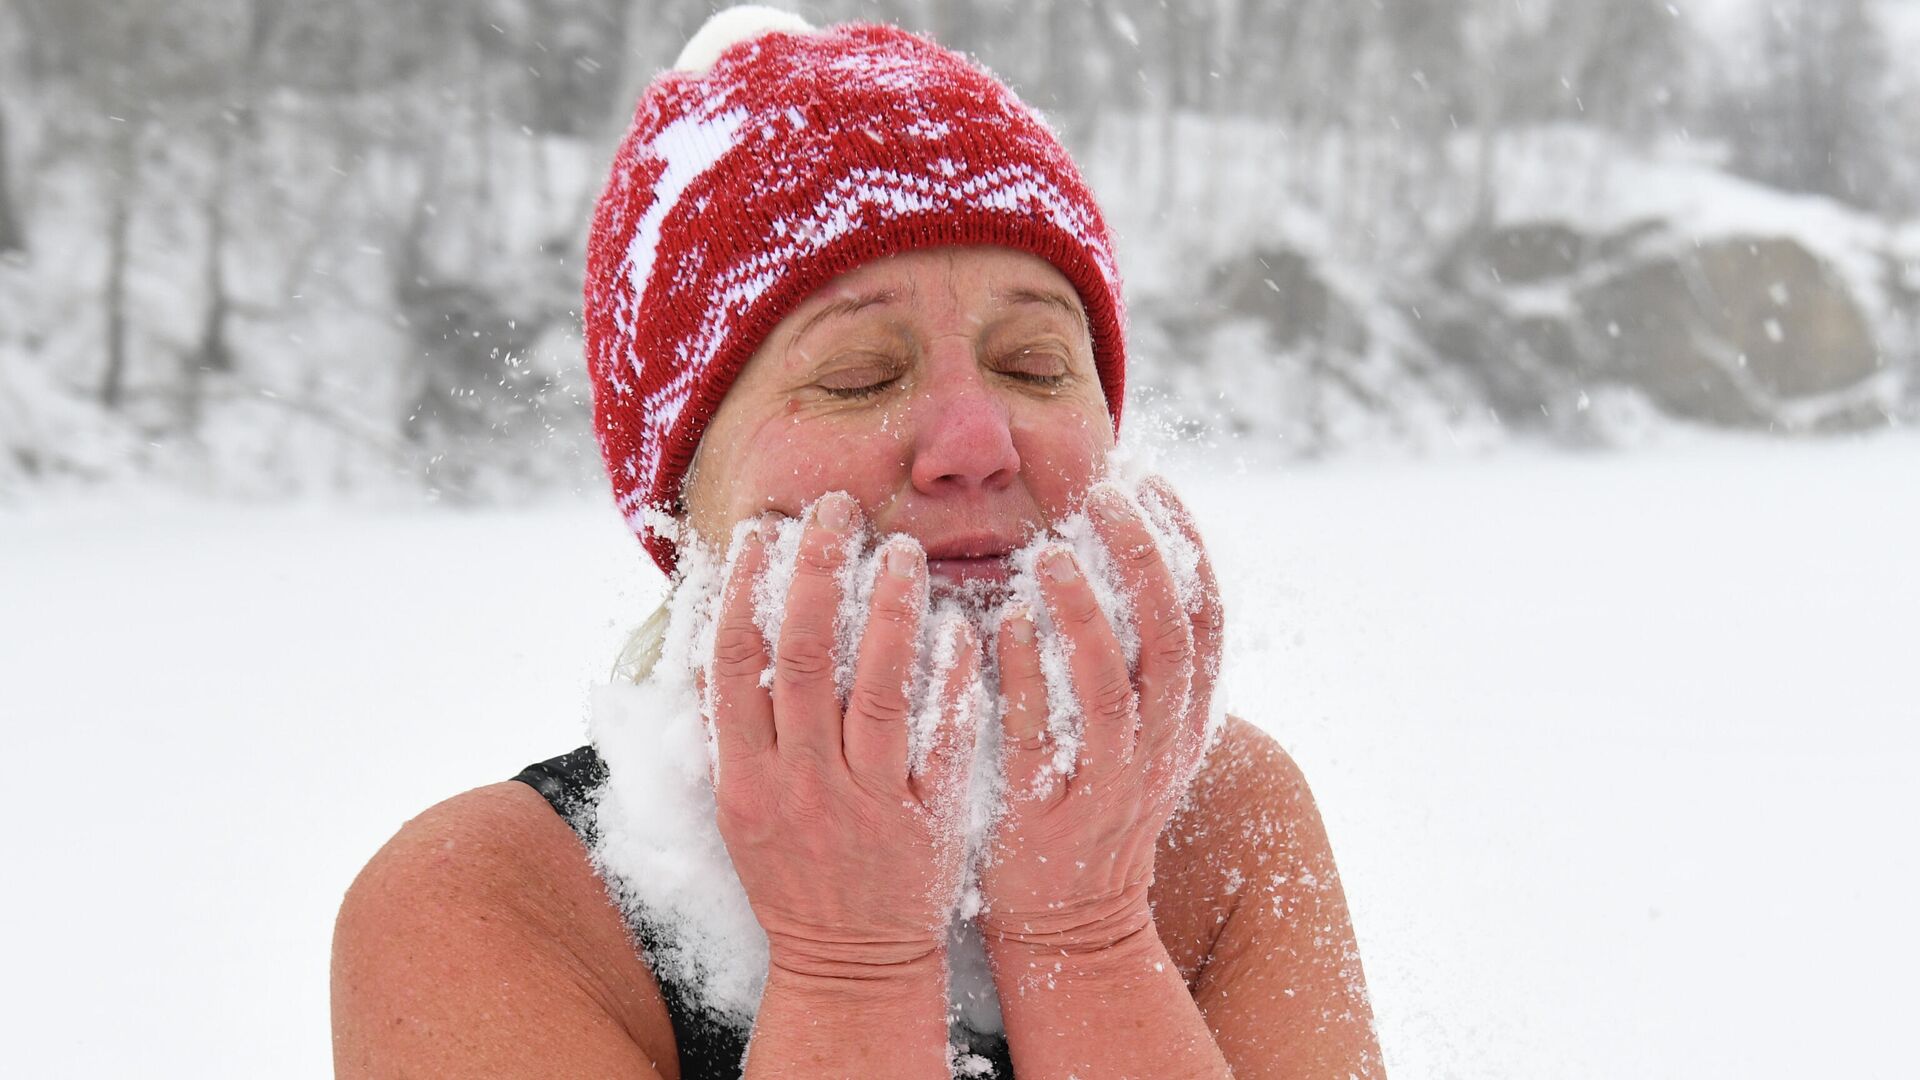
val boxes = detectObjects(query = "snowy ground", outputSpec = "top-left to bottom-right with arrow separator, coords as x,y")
3,437 -> 1916,1077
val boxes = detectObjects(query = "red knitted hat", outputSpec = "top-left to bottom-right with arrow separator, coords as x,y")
583,13 -> 1128,575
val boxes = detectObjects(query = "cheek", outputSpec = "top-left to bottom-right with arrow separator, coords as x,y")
1012,404 -> 1112,519
721,411 -> 911,517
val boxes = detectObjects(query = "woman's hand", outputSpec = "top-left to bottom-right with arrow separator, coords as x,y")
978,478 -> 1224,959
706,492 -> 981,979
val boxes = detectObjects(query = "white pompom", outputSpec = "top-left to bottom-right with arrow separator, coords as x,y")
673,5 -> 817,75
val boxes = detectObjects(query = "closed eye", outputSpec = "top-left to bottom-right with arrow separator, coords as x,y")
820,377 -> 900,399
993,345 -> 1073,389
814,350 -> 907,399
999,370 -> 1067,388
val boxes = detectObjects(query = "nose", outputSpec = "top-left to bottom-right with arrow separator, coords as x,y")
909,364 -> 1020,496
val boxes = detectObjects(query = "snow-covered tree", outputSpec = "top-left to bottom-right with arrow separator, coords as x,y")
1719,0 -> 1899,211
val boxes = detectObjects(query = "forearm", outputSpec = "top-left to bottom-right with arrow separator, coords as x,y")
743,949 -> 953,1079
988,921 -> 1232,1079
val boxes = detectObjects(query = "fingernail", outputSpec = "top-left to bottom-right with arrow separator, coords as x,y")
941,614 -> 973,657
816,492 -> 851,533
886,542 -> 918,579
1043,548 -> 1078,582
1090,484 -> 1129,524
1009,607 -> 1034,643
754,513 -> 780,541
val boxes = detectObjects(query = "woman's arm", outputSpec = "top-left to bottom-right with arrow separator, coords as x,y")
978,481 -> 1383,1076
743,949 -> 951,1077
978,482 -> 1233,1077
709,499 -> 974,1078
984,718 -> 1383,1080
988,913 -> 1230,1078
330,783 -> 675,1078
1185,719 -> 1385,1077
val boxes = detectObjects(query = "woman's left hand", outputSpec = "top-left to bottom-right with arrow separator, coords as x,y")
977,478 -> 1224,957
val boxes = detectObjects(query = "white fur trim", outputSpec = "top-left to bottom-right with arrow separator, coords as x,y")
673,5 -> 817,75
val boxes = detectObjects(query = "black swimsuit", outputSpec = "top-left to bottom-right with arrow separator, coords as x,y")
512,746 -> 1016,1078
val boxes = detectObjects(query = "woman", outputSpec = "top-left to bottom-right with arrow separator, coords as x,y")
331,10 -> 1381,1078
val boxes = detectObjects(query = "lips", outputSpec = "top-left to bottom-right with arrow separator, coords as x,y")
917,532 -> 1021,586
925,554 -> 1013,585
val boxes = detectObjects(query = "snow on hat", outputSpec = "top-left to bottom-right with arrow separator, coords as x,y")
583,7 -> 1128,574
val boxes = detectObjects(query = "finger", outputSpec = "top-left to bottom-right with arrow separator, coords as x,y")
993,603 -> 1056,800
708,518 -> 777,768
1139,476 -> 1224,769
1087,483 -> 1194,766
772,491 -> 861,764
843,538 -> 927,791
911,616 -> 981,816
1136,476 -> 1213,711
1035,544 -> 1138,781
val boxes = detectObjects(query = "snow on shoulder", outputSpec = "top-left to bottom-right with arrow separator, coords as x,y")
673,6 -> 817,75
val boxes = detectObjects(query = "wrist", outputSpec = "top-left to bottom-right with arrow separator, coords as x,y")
981,886 -> 1163,993
984,914 -> 1169,995
978,882 -> 1153,954
753,942 -> 953,1076
766,935 -> 948,993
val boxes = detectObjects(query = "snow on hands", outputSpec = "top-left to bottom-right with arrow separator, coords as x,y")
978,479 -> 1224,971
587,475 -> 1221,1030
704,492 -> 986,982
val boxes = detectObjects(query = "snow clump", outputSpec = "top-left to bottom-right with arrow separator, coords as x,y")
586,474 -> 1215,1044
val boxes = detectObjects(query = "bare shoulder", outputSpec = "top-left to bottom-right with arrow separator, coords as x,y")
1151,715 -> 1325,979
1154,717 -> 1384,1077
331,781 -> 677,1079
1191,713 -> 1317,809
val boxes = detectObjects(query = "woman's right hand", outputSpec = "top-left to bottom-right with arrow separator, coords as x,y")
705,492 -> 981,978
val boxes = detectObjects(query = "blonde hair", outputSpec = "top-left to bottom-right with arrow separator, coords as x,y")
612,595 -> 673,684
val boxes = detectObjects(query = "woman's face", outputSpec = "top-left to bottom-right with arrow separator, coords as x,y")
682,245 -> 1113,590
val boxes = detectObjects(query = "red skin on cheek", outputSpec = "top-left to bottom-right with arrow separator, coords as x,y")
724,408 -> 913,522
683,250 -> 1113,545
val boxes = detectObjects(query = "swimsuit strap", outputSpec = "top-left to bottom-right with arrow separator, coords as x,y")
513,746 -> 1015,1077
513,746 -> 752,1078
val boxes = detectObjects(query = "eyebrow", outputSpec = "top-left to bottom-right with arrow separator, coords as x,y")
790,287 -> 904,345
994,285 -> 1087,331
787,281 -> 1088,349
